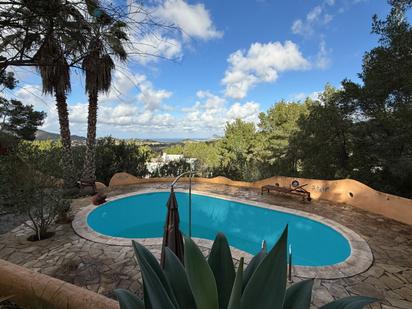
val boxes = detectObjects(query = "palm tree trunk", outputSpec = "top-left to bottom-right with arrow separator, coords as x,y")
81,91 -> 98,187
55,90 -> 76,191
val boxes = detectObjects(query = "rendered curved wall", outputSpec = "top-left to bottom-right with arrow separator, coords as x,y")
108,172 -> 412,226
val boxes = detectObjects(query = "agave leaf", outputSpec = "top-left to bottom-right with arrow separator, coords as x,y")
319,296 -> 378,309
143,285 -> 153,309
283,279 -> 314,309
242,246 -> 267,290
184,236 -> 219,309
132,241 -> 178,309
241,226 -> 288,309
208,233 -> 236,309
164,247 -> 196,309
114,289 -> 144,309
228,258 -> 244,309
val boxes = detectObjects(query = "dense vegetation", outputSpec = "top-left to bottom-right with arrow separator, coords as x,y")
26,137 -> 152,185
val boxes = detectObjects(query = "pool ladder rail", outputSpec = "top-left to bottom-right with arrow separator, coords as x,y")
171,171 -> 293,281
170,169 -> 197,238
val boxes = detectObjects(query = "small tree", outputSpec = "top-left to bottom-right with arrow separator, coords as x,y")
3,142 -> 70,240
0,97 -> 46,140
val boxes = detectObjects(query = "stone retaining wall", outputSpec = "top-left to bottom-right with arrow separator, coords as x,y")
0,259 -> 118,309
109,172 -> 412,226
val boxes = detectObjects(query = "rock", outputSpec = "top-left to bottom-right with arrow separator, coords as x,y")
387,298 -> 412,309
92,193 -> 107,206
394,286 -> 412,301
377,263 -> 403,274
402,270 -> 412,283
109,172 -> 140,187
381,274 -> 405,290
95,182 -> 107,192
364,265 -> 385,278
312,286 -> 334,307
346,282 -> 384,299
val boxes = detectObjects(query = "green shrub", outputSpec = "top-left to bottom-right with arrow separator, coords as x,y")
156,159 -> 192,177
95,137 -> 151,184
114,227 -> 377,309
1,141 -> 71,240
31,137 -> 152,185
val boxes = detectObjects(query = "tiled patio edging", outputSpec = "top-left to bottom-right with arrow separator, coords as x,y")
72,189 -> 373,279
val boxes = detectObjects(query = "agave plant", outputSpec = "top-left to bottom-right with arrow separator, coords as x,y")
114,226 -> 377,309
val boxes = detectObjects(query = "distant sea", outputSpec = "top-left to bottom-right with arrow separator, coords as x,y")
151,138 -> 211,143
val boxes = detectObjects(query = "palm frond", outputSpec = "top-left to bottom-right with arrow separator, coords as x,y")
33,35 -> 71,95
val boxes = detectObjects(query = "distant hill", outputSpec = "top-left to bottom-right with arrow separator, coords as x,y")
35,130 -> 86,143
35,130 -> 216,146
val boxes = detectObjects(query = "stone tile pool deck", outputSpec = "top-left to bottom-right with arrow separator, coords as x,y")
1,182 -> 412,308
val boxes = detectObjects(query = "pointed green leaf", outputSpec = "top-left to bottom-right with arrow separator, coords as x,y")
283,279 -> 314,309
143,285 -> 153,309
114,289 -> 144,309
228,258 -> 244,309
164,247 -> 196,309
184,236 -> 219,309
241,226 -> 288,309
242,246 -> 267,290
319,296 -> 378,309
208,233 -> 236,309
132,241 -> 177,309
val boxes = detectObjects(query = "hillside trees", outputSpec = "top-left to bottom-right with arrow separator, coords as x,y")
258,100 -> 310,176
338,0 -> 412,196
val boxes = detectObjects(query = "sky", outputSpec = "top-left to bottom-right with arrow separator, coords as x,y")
5,0 -> 391,139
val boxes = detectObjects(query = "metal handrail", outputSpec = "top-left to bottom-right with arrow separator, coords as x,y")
171,169 -> 197,238
170,171 -> 193,187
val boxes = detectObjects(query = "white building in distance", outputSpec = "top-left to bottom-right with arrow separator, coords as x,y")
146,153 -> 197,175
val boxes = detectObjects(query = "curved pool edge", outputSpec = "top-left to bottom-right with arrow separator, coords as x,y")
72,189 -> 373,279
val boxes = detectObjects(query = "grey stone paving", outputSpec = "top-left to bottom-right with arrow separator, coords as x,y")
1,182 -> 412,308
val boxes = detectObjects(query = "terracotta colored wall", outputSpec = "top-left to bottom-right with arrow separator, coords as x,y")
0,259 -> 118,309
109,173 -> 412,226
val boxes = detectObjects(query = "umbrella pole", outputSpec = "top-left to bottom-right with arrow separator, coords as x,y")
189,171 -> 192,238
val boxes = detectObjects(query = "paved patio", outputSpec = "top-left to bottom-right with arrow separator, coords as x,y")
1,182 -> 412,308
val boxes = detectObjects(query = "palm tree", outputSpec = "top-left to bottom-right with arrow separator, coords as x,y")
80,13 -> 128,188
34,35 -> 77,191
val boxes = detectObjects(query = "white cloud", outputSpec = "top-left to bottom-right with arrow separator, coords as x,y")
123,0 -> 221,64
307,6 -> 323,23
290,91 -> 321,102
100,70 -> 173,111
316,39 -> 332,69
127,33 -> 183,64
11,69 -> 175,136
98,70 -> 144,104
154,0 -> 223,40
291,2 -> 334,37
227,102 -> 260,123
137,77 -> 172,111
70,102 -> 175,130
222,41 -> 310,99
180,91 -> 260,133
123,0 -> 182,64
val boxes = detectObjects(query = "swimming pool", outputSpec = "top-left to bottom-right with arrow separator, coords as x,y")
87,191 -> 351,267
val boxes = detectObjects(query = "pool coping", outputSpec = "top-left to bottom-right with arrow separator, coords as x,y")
72,189 -> 373,279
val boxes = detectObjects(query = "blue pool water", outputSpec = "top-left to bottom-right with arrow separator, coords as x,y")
87,192 -> 351,266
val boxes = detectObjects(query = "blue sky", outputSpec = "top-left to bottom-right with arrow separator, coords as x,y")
7,0 -> 390,139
